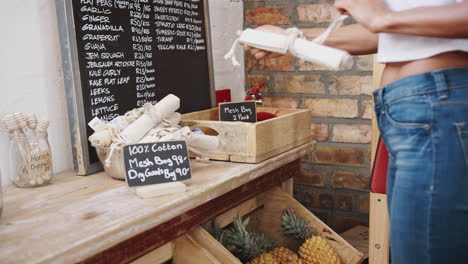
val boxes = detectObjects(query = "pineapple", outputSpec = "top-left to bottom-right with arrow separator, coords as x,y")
270,247 -> 304,264
251,252 -> 281,264
222,216 -> 276,263
281,209 -> 341,264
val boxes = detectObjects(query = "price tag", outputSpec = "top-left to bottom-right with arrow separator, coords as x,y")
219,101 -> 257,123
123,141 -> 192,187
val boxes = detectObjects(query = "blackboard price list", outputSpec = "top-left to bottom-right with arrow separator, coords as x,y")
153,0 -> 206,52
71,0 -> 211,127
130,0 -> 157,107
123,141 -> 192,187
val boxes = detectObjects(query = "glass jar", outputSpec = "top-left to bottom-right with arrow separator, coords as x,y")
9,132 -> 53,188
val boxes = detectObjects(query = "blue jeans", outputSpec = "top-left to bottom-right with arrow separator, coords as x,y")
374,67 -> 468,264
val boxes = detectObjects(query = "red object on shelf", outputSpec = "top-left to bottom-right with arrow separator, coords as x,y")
216,89 -> 231,106
370,137 -> 389,194
257,112 -> 277,121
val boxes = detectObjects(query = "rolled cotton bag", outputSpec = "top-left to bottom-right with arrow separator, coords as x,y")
120,94 -> 180,144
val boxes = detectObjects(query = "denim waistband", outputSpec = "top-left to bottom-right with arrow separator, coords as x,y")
374,67 -> 468,106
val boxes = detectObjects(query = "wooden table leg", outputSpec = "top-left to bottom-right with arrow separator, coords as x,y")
369,192 -> 390,264
281,178 -> 294,196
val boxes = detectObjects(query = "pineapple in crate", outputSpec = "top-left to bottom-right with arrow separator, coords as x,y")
218,215 -> 304,264
281,209 -> 341,264
220,215 -> 279,264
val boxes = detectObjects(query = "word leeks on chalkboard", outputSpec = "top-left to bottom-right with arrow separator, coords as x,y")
219,101 -> 257,123
56,0 -> 214,175
123,141 -> 191,187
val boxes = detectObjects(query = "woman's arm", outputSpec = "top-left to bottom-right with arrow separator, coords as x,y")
324,23 -> 378,55
246,23 -> 378,59
335,0 -> 468,38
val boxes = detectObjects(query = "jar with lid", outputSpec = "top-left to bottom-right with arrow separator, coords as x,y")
9,132 -> 53,187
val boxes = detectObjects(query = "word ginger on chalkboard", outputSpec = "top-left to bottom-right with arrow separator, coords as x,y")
219,101 -> 257,123
123,141 -> 192,187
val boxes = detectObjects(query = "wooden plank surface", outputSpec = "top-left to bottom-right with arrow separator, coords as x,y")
82,159 -> 301,264
130,242 -> 174,264
0,142 -> 314,264
369,193 -> 390,264
189,227 -> 242,264
173,234 -> 221,264
340,225 -> 369,259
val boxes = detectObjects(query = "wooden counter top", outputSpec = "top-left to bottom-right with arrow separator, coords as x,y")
0,142 -> 314,264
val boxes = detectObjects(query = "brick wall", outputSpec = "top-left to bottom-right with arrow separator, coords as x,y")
244,0 -> 372,233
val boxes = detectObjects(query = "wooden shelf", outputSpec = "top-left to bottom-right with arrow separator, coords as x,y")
0,142 -> 314,264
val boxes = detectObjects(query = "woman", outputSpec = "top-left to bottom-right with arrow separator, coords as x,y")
247,1 -> 468,263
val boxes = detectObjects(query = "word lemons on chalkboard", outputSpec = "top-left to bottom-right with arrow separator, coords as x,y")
123,141 -> 191,187
219,101 -> 257,123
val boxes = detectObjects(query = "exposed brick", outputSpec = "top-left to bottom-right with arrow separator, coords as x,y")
359,194 -> 370,214
297,4 -> 339,24
247,74 -> 270,93
319,193 -> 334,209
294,164 -> 326,187
334,194 -> 354,212
245,6 -> 291,25
274,75 -> 325,94
296,59 -> 331,71
356,55 -> 374,71
311,146 -> 367,167
262,97 -> 299,108
300,189 -> 321,209
332,171 -> 370,190
311,122 -> 328,142
248,55 -> 295,71
332,124 -> 372,144
310,209 -> 330,224
332,215 -> 369,233
302,98 -> 358,118
329,76 -> 373,96
361,99 -> 374,119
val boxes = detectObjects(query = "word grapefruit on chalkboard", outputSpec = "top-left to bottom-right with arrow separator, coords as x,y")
123,141 -> 191,187
219,101 -> 257,123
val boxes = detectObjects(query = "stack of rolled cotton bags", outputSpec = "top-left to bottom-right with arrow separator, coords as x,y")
88,94 -> 219,180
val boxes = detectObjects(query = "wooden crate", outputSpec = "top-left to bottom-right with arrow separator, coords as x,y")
181,107 -> 312,163
131,228 -> 241,264
209,187 -> 365,264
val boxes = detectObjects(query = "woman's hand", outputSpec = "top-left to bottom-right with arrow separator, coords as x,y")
242,25 -> 288,60
334,0 -> 392,33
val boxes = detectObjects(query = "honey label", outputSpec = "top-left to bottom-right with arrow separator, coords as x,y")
28,150 -> 52,174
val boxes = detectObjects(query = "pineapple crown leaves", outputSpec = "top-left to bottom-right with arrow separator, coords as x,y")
222,215 -> 276,262
281,209 -> 313,243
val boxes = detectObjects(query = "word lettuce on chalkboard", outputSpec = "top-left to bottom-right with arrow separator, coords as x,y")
123,141 -> 191,187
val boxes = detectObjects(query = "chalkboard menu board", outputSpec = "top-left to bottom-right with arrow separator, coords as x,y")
56,0 -> 214,175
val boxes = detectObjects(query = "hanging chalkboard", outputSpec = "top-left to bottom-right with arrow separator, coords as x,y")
56,0 -> 214,175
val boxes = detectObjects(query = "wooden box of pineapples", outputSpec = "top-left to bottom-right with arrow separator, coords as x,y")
203,187 -> 365,264
133,187 -> 364,264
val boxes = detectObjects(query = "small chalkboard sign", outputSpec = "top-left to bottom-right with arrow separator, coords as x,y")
219,101 -> 257,123
123,141 -> 191,187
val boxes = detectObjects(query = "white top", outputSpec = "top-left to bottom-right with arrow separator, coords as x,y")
377,0 -> 468,63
